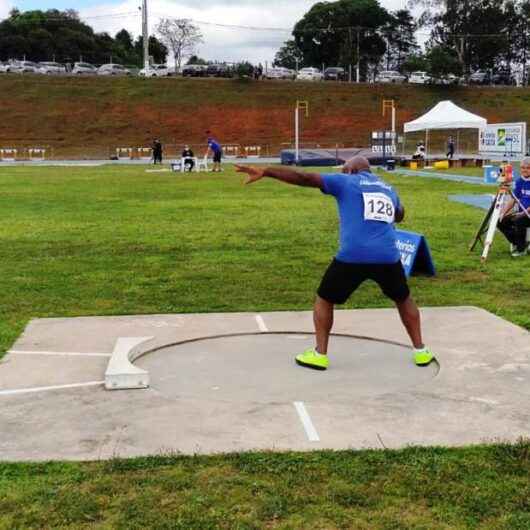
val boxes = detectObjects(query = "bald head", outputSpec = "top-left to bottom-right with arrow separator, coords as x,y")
343,156 -> 371,174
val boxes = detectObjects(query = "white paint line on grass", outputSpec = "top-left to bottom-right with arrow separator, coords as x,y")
0,381 -> 105,397
255,315 -> 269,333
293,401 -> 320,442
8,350 -> 111,358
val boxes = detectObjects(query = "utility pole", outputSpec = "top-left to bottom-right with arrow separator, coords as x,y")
142,0 -> 149,70
356,27 -> 361,83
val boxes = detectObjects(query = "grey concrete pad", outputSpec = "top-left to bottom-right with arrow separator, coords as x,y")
137,334 -> 438,402
0,354 -> 108,389
1,306 -> 529,461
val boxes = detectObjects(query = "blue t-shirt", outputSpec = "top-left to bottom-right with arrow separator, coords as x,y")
208,138 -> 222,154
514,176 -> 530,210
321,171 -> 401,264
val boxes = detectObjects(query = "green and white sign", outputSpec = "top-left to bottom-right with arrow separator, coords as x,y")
479,122 -> 527,155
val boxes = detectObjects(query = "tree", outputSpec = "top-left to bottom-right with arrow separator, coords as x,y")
425,45 -> 462,79
115,29 -> 133,51
186,54 -> 207,65
155,18 -> 203,72
134,35 -> 168,66
382,9 -> 418,71
290,0 -> 391,79
410,0 -> 514,76
274,40 -> 303,70
401,54 -> 429,75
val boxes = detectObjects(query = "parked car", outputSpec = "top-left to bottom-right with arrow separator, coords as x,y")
296,67 -> 323,81
324,67 -> 346,81
72,62 -> 98,75
469,70 -> 490,85
5,60 -> 40,74
265,67 -> 295,80
409,71 -> 430,84
492,70 -> 515,86
139,64 -> 171,77
206,64 -> 232,78
0,61 -> 8,73
182,64 -> 207,77
375,70 -> 407,83
38,61 -> 66,74
97,63 -> 131,76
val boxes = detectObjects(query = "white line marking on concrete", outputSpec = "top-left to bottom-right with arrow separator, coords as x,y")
0,381 -> 105,397
470,397 -> 499,406
8,350 -> 111,358
255,315 -> 269,333
294,401 -> 320,442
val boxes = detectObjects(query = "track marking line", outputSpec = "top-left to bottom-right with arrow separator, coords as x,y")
0,381 -> 105,397
255,315 -> 269,332
8,350 -> 111,358
293,401 -> 320,442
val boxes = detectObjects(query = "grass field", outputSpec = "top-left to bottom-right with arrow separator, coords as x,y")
1,163 -> 529,528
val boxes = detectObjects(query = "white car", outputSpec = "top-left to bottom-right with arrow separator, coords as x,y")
139,64 -> 171,77
0,62 -> 8,73
376,70 -> 407,83
72,62 -> 98,75
5,60 -> 40,74
97,63 -> 131,76
296,67 -> 323,81
265,67 -> 294,80
38,62 -> 66,74
409,71 -> 430,84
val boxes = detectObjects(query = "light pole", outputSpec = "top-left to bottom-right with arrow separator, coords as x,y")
142,0 -> 149,70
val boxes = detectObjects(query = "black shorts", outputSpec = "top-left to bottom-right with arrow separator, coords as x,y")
213,151 -> 222,163
317,258 -> 410,304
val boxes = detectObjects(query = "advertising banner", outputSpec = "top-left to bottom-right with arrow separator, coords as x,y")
479,123 -> 527,156
395,230 -> 436,278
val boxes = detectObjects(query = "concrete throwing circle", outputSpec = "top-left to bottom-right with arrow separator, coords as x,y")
137,333 -> 439,402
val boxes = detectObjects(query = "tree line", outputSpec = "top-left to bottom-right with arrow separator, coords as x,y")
0,9 -> 167,66
274,0 -> 530,82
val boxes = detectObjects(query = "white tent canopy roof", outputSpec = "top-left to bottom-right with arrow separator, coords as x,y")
404,100 -> 487,133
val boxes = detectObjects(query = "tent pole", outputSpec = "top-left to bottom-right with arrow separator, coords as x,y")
457,130 -> 460,157
426,129 -> 429,160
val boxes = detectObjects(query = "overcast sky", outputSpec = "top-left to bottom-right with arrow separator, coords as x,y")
0,0 -> 412,64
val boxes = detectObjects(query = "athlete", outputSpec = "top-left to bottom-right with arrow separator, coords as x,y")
236,156 -> 435,370
205,133 -> 223,172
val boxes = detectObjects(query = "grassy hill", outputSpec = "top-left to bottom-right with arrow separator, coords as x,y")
1,75 -> 530,158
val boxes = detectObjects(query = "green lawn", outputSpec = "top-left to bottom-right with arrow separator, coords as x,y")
0,164 -> 529,528
0,163 -> 528,356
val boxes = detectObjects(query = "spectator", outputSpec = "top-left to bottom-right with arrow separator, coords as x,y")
152,139 -> 163,165
412,141 -> 426,160
182,145 -> 195,172
447,136 -> 455,159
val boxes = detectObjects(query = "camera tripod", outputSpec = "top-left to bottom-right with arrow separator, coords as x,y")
469,181 -> 530,261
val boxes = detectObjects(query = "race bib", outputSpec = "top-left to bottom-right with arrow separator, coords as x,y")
363,192 -> 395,223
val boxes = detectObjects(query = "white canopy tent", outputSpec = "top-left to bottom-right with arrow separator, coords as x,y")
403,100 -> 487,157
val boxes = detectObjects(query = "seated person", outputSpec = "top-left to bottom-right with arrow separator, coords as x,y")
498,157 -> 530,257
182,145 -> 195,171
412,141 -> 426,160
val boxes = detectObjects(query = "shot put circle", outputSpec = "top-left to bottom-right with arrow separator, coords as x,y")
137,333 -> 439,402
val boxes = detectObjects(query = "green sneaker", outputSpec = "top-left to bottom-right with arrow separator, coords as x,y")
295,348 -> 329,371
414,348 -> 435,366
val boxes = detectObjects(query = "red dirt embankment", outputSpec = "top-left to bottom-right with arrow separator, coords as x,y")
0,75 -> 529,157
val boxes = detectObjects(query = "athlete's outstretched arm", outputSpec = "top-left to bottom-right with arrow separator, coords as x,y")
235,165 -> 323,189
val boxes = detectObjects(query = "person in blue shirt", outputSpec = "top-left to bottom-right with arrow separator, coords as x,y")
498,157 -> 530,257
205,133 -> 223,172
236,156 -> 435,370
